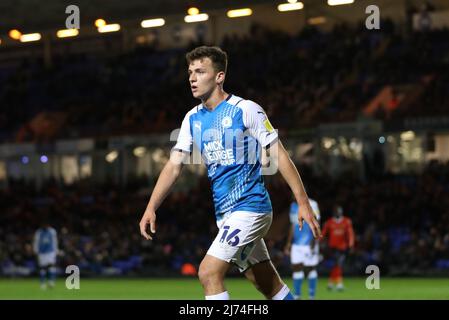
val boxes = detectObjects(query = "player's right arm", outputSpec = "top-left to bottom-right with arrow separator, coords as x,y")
140,111 -> 193,240
139,150 -> 188,240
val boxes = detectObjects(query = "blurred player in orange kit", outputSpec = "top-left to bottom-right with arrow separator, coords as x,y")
322,205 -> 354,291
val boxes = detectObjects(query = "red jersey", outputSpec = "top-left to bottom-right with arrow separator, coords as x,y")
322,217 -> 355,250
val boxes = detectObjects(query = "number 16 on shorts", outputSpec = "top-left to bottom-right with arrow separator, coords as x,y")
219,226 -> 241,247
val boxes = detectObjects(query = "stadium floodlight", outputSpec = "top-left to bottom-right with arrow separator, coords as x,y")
106,150 -> 119,163
227,8 -> 253,18
141,18 -> 165,28
288,0 -> 298,3
328,0 -> 355,6
322,137 -> 336,149
133,147 -> 147,157
400,131 -> 415,141
187,7 -> 200,15
184,13 -> 209,23
98,24 -> 121,33
308,16 -> 327,25
20,33 -> 41,42
278,2 -> 304,12
95,19 -> 107,28
56,29 -> 79,38
9,29 -> 22,40
152,148 -> 165,162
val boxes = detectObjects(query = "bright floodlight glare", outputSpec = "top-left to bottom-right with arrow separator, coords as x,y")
20,33 -> 41,42
184,13 -> 209,23
56,29 -> 79,38
98,24 -> 121,33
227,8 -> 253,18
95,19 -> 106,27
9,29 -> 22,40
328,0 -> 355,6
187,7 -> 200,15
141,18 -> 165,28
278,2 -> 304,12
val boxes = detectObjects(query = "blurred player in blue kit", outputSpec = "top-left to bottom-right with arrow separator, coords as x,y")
284,199 -> 321,299
33,221 -> 58,290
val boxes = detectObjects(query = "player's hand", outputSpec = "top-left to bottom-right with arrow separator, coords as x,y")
139,209 -> 157,240
298,201 -> 322,239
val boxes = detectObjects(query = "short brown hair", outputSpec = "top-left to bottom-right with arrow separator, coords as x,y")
186,46 -> 228,73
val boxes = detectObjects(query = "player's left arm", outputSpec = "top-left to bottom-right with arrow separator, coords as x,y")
272,140 -> 321,238
242,99 -> 321,238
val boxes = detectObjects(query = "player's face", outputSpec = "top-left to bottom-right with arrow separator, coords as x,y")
188,58 -> 220,100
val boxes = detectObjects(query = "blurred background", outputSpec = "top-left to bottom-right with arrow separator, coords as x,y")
0,0 -> 449,298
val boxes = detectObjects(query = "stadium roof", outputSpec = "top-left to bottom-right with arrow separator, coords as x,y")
0,0 -> 276,31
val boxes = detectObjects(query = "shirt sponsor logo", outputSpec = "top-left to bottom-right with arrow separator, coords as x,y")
203,140 -> 235,166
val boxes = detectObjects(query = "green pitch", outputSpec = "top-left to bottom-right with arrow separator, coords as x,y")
1,278 -> 448,300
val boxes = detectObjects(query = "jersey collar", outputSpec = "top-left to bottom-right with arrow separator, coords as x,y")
202,94 -> 233,113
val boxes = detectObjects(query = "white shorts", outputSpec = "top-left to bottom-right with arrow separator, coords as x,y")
207,211 -> 272,273
38,252 -> 57,267
290,244 -> 319,267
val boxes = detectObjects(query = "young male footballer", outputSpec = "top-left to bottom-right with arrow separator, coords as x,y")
139,46 -> 321,300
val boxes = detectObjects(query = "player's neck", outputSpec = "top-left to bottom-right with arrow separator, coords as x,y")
202,88 -> 229,111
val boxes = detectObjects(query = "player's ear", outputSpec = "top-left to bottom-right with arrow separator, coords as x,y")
216,71 -> 225,85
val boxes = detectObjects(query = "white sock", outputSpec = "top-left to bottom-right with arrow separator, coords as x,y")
293,271 -> 304,279
271,284 -> 290,300
205,291 -> 230,300
308,270 -> 318,279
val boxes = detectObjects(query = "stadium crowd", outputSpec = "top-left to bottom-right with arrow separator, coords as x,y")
0,21 -> 448,143
1,160 -> 449,277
